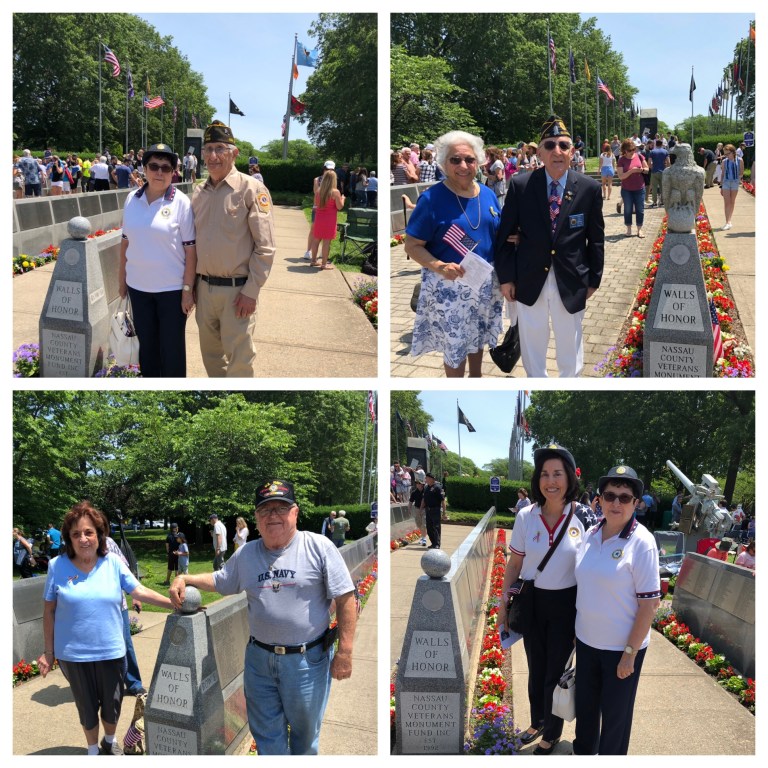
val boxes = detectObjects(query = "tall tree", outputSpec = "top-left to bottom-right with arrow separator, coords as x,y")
300,14 -> 376,162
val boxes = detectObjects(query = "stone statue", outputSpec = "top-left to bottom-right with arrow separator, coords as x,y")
662,144 -> 705,233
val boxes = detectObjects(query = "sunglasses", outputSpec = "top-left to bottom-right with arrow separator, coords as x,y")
541,140 -> 573,152
601,491 -> 635,504
448,155 -> 478,165
147,162 -> 173,173
256,505 -> 294,517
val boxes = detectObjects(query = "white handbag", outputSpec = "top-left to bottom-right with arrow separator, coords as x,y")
109,296 -> 140,367
552,648 -> 576,721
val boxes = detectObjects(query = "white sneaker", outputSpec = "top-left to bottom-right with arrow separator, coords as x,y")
303,250 -> 312,260
722,223 -> 732,230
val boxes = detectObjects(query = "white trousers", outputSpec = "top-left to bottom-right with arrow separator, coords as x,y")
517,269 -> 585,377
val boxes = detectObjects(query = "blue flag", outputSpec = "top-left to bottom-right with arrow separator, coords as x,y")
296,42 -> 319,68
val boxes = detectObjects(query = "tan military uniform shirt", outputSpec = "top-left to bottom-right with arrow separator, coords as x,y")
192,166 -> 277,301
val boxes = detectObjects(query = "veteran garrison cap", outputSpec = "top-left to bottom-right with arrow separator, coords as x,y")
144,143 -> 178,168
539,115 -> 572,142
204,120 -> 235,144
255,480 -> 297,508
533,443 -> 576,472
598,465 -> 644,499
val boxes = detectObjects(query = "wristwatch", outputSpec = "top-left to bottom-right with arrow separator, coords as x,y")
182,284 -> 192,292
623,645 -> 637,656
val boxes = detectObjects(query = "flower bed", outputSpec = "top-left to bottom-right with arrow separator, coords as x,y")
13,658 -> 58,687
653,603 -> 755,713
351,278 -> 378,328
13,346 -> 141,378
741,180 -> 755,196
391,234 -> 405,247
390,529 -> 422,551
596,204 -> 754,377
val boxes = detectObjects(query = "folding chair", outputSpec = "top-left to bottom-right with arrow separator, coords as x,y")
338,207 -> 377,263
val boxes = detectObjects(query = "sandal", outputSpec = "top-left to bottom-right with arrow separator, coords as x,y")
637,230 -> 645,239
310,260 -> 318,267
321,263 -> 335,270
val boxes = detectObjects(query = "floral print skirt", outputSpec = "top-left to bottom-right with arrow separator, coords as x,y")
411,269 -> 504,369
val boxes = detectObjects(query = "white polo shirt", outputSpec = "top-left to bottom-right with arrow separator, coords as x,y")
509,503 -> 585,589
575,517 -> 661,651
121,184 -> 195,293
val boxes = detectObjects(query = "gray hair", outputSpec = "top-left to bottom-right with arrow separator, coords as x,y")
337,510 -> 346,517
23,149 -> 31,156
434,131 -> 485,170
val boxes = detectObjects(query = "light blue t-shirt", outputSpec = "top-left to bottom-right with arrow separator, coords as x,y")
177,542 -> 189,570
47,526 -> 62,549
43,553 -> 139,662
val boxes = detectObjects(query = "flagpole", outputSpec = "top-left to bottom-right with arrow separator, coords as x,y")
368,421 -> 376,504
744,25 -> 752,127
125,67 -> 129,154
595,72 -> 600,163
568,48 -> 573,144
583,62 -> 588,157
457,400 -> 462,477
98,39 -> 103,154
547,20 -> 553,114
691,67 -> 695,148
359,395 -> 369,504
228,92 -> 232,128
160,88 -> 165,143
283,34 -> 298,160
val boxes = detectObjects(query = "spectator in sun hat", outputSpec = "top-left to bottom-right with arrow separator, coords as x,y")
191,120 -> 276,377
572,464 -> 661,755
169,479 -> 357,754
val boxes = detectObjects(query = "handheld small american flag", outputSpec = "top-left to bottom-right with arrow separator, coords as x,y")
144,95 -> 165,110
710,299 -> 724,361
442,224 -> 478,258
597,77 -> 614,101
103,45 -> 120,77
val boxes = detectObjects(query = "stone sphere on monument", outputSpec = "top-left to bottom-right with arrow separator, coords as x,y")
421,548 -> 451,578
180,585 -> 202,614
67,216 -> 92,240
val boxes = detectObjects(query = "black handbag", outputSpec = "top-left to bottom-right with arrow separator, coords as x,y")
506,505 -> 575,635
489,323 -> 521,373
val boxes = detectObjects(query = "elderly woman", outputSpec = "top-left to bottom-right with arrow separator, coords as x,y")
405,130 -> 504,377
118,143 -> 197,377
573,465 -> 661,755
499,444 -> 585,754
37,502 -> 175,755
616,139 -> 649,238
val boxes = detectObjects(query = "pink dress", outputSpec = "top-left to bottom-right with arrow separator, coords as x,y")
313,193 -> 339,240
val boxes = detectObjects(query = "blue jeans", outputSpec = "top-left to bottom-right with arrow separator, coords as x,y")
621,187 -> 645,228
122,608 -> 144,693
243,639 -> 334,755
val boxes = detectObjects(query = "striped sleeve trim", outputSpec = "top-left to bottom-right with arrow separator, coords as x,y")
637,589 -> 662,599
509,546 -> 525,557
181,239 -> 196,246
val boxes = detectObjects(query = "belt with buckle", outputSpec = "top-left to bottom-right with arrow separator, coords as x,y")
198,274 -> 248,287
249,629 -> 328,655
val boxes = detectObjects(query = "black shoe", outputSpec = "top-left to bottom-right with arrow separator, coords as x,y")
533,738 -> 560,755
125,686 -> 147,696
100,737 -> 124,755
519,726 -> 544,745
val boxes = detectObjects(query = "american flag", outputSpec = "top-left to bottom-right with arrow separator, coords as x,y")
143,94 -> 165,110
367,391 -> 376,424
549,36 -> 556,73
442,224 -> 478,258
103,45 -> 120,77
597,77 -> 614,101
710,299 -> 724,361
432,434 -> 448,453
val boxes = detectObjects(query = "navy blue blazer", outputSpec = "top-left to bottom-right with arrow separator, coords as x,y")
494,168 -> 605,314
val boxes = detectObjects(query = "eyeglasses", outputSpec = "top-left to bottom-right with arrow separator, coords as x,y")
601,491 -> 635,504
147,162 -> 173,173
202,145 -> 231,156
448,156 -> 478,166
541,140 -> 573,152
257,505 -> 294,517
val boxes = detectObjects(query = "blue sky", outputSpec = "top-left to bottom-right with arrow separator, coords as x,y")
136,13 -> 319,152
415,391 -> 533,470
583,13 -> 755,130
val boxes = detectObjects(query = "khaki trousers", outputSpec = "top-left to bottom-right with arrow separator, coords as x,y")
195,278 -> 257,377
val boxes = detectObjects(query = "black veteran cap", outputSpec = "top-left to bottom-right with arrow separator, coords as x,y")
533,442 -> 577,472
255,480 -> 297,508
204,120 -> 235,144
539,115 -> 572,142
598,465 -> 644,499
144,143 -> 178,168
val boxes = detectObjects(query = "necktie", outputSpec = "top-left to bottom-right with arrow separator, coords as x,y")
549,180 -> 561,234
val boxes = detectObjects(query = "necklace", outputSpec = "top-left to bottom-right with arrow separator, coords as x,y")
446,181 -> 481,230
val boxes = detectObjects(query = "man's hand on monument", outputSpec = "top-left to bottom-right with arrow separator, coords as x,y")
169,577 -> 186,610
331,649 -> 353,680
233,292 -> 256,319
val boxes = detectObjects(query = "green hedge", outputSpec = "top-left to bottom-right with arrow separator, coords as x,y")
445,476 -> 525,513
301,504 -> 373,540
693,134 -> 754,168
234,159 -> 377,194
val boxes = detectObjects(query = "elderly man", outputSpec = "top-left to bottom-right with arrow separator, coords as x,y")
495,115 -> 604,377
170,480 -> 356,755
209,512 -> 228,570
192,121 -> 277,376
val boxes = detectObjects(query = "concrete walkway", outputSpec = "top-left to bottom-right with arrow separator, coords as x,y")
390,520 -> 754,755
390,186 -> 754,377
13,206 -> 377,378
13,581 -> 377,755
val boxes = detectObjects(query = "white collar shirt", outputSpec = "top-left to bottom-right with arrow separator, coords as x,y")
575,516 -> 661,651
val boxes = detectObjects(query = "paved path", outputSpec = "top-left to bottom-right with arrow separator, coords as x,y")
390,519 -> 754,755
390,186 -> 754,377
13,581 -> 377,755
13,206 -> 377,378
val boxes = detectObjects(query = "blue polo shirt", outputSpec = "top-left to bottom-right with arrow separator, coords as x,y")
48,526 -> 62,550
